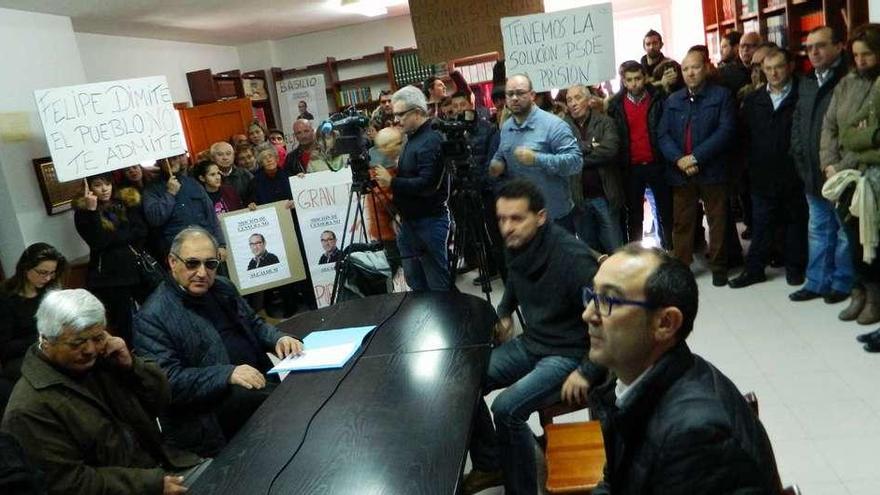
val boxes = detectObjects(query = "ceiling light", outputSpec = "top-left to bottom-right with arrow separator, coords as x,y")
335,0 -> 387,17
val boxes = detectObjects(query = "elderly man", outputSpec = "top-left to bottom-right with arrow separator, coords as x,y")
3,289 -> 201,495
373,86 -> 451,291
489,74 -> 583,232
463,180 -> 602,495
585,245 -> 779,494
133,227 -> 303,457
211,141 -> 253,202
658,50 -> 736,286
283,119 -> 317,174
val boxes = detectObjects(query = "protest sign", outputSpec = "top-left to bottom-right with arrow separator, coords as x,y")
220,201 -> 306,295
34,76 -> 187,182
276,74 -> 329,139
290,169 -> 362,308
501,4 -> 616,92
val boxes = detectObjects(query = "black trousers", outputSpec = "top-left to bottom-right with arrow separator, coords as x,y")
624,162 -> 672,248
745,191 -> 808,276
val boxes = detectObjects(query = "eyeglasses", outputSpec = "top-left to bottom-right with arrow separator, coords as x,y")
320,237 -> 334,242
172,253 -> 220,271
392,107 -> 416,119
249,241 -> 264,246
505,90 -> 531,98
582,286 -> 658,317
31,268 -> 56,278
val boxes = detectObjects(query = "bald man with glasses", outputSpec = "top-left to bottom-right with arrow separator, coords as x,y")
133,227 -> 302,457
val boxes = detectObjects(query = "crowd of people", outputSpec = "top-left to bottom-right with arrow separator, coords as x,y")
0,20 -> 878,495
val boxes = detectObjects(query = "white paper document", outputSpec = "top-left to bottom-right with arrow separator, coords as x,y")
270,341 -> 359,373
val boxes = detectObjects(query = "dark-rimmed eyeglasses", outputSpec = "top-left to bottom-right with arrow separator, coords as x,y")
172,253 -> 220,271
505,89 -> 531,98
582,285 -> 658,317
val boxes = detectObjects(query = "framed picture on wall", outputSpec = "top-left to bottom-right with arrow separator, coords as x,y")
243,78 -> 268,101
32,156 -> 82,215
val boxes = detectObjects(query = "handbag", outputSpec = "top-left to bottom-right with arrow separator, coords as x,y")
128,245 -> 165,291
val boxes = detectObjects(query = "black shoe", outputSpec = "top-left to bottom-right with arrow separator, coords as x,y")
728,271 -> 766,289
788,289 -> 823,302
712,271 -> 728,287
824,291 -> 849,304
864,339 -> 880,353
856,329 -> 880,343
786,272 -> 805,286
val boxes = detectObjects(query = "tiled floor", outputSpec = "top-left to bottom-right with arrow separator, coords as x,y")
454,257 -> 880,494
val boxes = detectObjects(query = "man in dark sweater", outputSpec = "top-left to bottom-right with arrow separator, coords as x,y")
463,180 -> 603,495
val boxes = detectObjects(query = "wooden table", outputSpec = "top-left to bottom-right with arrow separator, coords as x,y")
189,292 -> 496,495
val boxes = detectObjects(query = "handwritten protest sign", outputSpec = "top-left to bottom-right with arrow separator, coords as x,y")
410,0 -> 543,63
501,4 -> 615,92
34,76 -> 187,182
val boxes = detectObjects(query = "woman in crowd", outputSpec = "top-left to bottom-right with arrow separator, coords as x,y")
73,174 -> 148,344
308,130 -> 349,173
0,243 -> 67,380
118,164 -> 156,190
193,160 -> 243,215
823,23 -> 880,338
248,121 -> 268,147
235,144 -> 259,174
268,128 -> 288,165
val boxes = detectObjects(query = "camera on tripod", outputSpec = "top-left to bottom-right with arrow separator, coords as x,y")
432,110 -> 478,181
319,106 -> 372,188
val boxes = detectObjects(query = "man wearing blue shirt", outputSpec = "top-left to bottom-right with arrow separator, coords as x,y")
489,74 -> 583,232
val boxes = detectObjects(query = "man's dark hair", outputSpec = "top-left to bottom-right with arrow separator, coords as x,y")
616,243 -> 699,341
423,76 -> 442,97
268,128 -> 284,138
644,30 -> 663,43
192,160 -> 217,182
763,47 -> 793,64
379,89 -> 393,97
687,44 -> 711,62
722,30 -> 742,46
497,179 -> 545,213
321,230 -> 336,240
491,84 -> 506,102
249,233 -> 266,243
618,60 -> 646,78
507,73 -> 534,91
808,25 -> 844,44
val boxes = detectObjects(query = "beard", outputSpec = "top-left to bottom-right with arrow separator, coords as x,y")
857,64 -> 880,80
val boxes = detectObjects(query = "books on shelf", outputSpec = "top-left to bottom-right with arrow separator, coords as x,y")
392,51 -> 437,87
457,60 -> 495,84
742,18 -> 759,36
741,0 -> 758,16
721,0 -> 736,20
799,11 -> 825,44
337,87 -> 372,107
766,0 -> 785,8
706,31 -> 720,64
766,14 -> 788,48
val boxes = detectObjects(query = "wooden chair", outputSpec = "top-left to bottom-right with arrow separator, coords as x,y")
536,401 -> 591,449
543,391 -> 803,494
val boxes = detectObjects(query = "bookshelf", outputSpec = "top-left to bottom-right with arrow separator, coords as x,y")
272,47 -> 501,115
186,68 -> 278,130
701,0 -> 868,63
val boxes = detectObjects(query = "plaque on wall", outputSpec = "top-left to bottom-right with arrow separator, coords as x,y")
32,156 -> 82,215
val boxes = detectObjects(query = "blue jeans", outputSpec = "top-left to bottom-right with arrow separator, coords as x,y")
804,194 -> 853,294
469,337 -> 580,495
396,214 -> 451,291
576,197 -> 623,254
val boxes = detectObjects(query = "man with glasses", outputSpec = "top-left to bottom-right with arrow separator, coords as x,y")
318,230 -> 341,265
373,86 -> 451,291
463,180 -> 603,495
246,233 -> 279,270
134,227 -> 303,457
3,289 -> 203,494
488,74 -> 582,232
584,244 -> 778,494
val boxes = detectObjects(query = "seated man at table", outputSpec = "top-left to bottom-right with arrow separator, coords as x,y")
584,244 -> 778,494
464,179 -> 604,495
133,227 -> 303,457
2,289 -> 202,495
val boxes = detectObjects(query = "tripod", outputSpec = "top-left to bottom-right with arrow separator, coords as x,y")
447,158 -> 497,304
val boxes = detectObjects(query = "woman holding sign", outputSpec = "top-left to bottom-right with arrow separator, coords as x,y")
73,175 -> 148,344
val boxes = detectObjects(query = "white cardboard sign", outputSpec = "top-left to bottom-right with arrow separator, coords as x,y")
501,4 -> 616,92
34,76 -> 187,182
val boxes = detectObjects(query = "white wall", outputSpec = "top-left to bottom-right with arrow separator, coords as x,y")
0,7 -> 89,273
76,32 -> 241,104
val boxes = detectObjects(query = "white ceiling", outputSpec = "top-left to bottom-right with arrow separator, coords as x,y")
0,0 -> 411,45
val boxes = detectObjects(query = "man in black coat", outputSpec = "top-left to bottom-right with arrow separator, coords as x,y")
585,244 -> 779,495
730,48 -> 807,288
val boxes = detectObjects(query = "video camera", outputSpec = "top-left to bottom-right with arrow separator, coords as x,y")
432,109 -> 479,181
318,106 -> 372,188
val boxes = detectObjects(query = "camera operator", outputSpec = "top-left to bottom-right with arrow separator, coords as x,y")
448,92 -> 505,284
374,86 -> 451,291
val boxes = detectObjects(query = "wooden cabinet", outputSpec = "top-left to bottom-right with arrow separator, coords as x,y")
186,68 -> 278,130
177,99 -> 252,158
702,0 -> 868,62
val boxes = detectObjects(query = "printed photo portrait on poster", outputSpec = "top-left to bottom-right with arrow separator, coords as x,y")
220,201 -> 306,295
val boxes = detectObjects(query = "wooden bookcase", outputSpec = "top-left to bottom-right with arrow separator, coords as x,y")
186,68 -> 278,130
702,0 -> 868,62
272,46 -> 501,115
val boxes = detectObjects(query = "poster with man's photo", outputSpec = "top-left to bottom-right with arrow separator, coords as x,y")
219,201 -> 306,295
290,169 -> 361,308
276,73 -> 330,144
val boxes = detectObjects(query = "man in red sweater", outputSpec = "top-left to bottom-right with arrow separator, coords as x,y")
606,60 -> 672,248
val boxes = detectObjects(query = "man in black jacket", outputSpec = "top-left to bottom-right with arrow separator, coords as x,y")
374,86 -> 450,291
607,61 -> 671,248
585,244 -> 778,494
789,25 -> 854,304
463,180 -> 603,495
730,48 -> 807,288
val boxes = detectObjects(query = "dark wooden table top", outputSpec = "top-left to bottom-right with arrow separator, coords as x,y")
190,291 -> 496,495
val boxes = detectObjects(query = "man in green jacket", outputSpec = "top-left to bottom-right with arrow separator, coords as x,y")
2,289 -> 202,495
